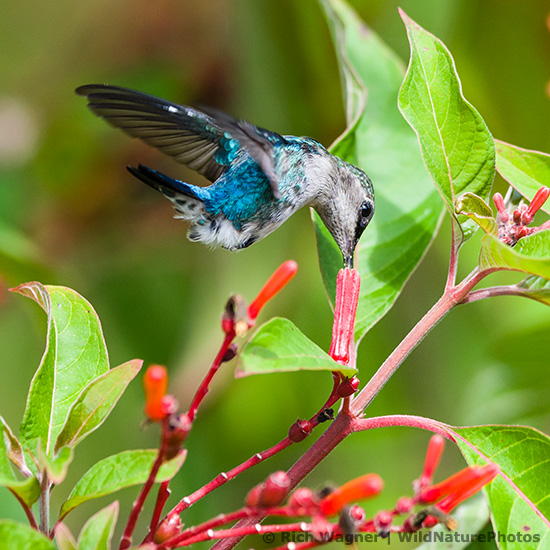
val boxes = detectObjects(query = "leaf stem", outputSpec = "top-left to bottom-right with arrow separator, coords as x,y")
445,223 -> 460,291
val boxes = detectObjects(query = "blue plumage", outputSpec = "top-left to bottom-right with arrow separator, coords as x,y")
76,84 -> 375,266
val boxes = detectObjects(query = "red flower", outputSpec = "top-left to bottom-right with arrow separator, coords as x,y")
320,473 -> 383,516
143,365 -> 169,422
247,260 -> 298,321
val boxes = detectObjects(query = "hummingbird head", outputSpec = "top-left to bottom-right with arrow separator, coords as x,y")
312,158 -> 374,268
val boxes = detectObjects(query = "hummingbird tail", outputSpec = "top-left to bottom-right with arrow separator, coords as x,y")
127,164 -> 203,201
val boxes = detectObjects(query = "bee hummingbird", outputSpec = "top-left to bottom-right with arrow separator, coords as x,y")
76,85 -> 374,267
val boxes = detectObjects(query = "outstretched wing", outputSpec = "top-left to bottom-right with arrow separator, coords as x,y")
77,84 -> 284,195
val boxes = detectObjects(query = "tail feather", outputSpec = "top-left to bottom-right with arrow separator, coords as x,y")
127,164 -> 203,201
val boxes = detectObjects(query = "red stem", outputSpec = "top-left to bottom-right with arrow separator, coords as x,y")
173,521 -> 317,548
120,419 -> 170,550
349,267 -> 494,416
166,437 -> 292,518
188,331 -> 235,422
144,481 -> 171,543
9,488 -> 38,531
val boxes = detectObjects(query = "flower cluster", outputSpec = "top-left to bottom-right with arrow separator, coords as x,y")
494,186 -> 550,246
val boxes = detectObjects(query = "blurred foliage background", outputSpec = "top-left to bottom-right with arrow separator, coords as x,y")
0,0 -> 549,547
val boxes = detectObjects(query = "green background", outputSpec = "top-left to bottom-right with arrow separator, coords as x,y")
1,1 -> 549,547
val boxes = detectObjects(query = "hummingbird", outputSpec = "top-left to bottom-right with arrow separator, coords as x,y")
76,84 -> 374,267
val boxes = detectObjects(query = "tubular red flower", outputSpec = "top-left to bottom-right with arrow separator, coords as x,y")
523,186 -> 550,224
436,463 -> 499,514
143,365 -> 169,422
320,473 -> 383,516
247,260 -> 298,321
418,434 -> 445,489
329,268 -> 361,365
420,463 -> 499,505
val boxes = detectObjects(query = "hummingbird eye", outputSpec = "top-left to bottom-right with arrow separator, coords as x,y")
359,201 -> 374,227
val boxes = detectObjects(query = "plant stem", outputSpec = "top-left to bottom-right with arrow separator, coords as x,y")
166,437 -> 293,518
39,474 -> 50,535
144,481 -> 171,543
463,284 -> 535,304
9,488 -> 38,531
188,331 -> 235,422
351,414 -> 455,440
349,267 -> 493,416
173,520 -> 318,548
445,222 -> 460,291
120,419 -> 170,550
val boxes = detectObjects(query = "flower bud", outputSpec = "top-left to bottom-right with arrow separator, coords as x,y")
245,483 -> 263,508
395,496 -> 414,515
258,471 -> 291,507
288,488 -> 319,513
154,513 -> 182,544
143,365 -> 169,422
288,419 -> 313,442
337,376 -> 360,397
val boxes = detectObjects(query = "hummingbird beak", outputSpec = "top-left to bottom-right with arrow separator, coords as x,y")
343,252 -> 354,269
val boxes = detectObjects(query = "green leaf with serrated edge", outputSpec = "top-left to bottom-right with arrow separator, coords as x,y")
55,523 -> 78,550
78,502 -> 118,550
496,140 -> 550,214
0,520 -> 56,550
456,193 -> 498,236
238,317 -> 356,378
12,283 -> 109,458
517,276 -> 550,306
55,359 -> 142,453
318,0 -> 443,341
398,10 -> 495,246
37,443 -> 73,485
479,231 -> 550,278
0,416 -> 29,477
414,494 -> 490,549
60,449 -> 187,518
453,425 -> 550,548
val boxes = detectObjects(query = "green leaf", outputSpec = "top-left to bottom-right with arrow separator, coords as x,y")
454,425 -> 550,547
37,443 -> 73,485
318,0 -> 443,341
54,523 -> 78,550
517,275 -> 550,306
456,193 -> 498,236
0,520 -> 56,550
0,416 -> 29,477
78,502 -> 118,550
398,9 -> 495,245
496,140 -> 550,213
238,317 -> 356,378
55,359 -> 142,453
414,494 -> 490,549
12,283 -> 109,457
479,231 -> 550,278
60,449 -> 187,518
2,476 -> 41,507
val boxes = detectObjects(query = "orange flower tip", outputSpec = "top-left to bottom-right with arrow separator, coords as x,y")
247,260 -> 298,320
145,365 -> 168,384
320,473 -> 383,516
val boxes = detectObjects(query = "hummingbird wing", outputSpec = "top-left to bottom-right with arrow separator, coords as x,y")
76,84 -> 284,198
